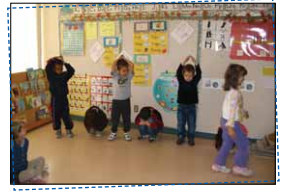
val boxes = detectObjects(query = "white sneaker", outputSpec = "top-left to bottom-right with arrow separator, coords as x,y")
124,132 -> 132,141
211,164 -> 231,174
232,166 -> 254,177
108,133 -> 117,141
95,131 -> 102,137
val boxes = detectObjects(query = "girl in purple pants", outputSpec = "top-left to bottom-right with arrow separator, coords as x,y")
212,64 -> 253,177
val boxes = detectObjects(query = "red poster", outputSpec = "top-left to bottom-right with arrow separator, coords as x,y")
230,20 -> 275,61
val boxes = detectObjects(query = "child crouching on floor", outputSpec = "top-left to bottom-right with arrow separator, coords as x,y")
84,106 -> 108,137
11,122 -> 49,184
135,107 -> 164,142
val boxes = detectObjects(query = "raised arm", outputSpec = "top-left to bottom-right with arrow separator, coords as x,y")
176,64 -> 184,82
64,63 -> 75,81
111,58 -> 118,75
45,62 -> 55,82
193,63 -> 202,84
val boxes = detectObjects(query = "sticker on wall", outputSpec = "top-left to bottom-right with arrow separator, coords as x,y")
211,79 -> 222,90
202,78 -> 212,89
153,71 -> 178,112
242,81 -> 255,92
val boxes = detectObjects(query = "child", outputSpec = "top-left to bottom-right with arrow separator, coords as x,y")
212,64 -> 253,177
135,106 -> 164,142
108,55 -> 134,141
45,56 -> 75,138
176,55 -> 202,146
11,122 -> 48,184
84,106 -> 108,137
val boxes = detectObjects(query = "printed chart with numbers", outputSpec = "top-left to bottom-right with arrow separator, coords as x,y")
62,22 -> 84,56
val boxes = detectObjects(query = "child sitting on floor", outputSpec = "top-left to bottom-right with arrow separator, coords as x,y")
135,107 -> 164,142
11,122 -> 48,184
84,106 -> 108,137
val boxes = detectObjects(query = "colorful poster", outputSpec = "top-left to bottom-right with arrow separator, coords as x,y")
99,21 -> 115,37
90,76 -> 113,118
133,32 -> 150,54
149,31 -> 168,54
133,63 -> 152,86
85,22 -> 97,40
230,20 -> 275,61
153,72 -> 178,112
68,74 -> 91,116
103,47 -> 116,68
62,22 -> 84,56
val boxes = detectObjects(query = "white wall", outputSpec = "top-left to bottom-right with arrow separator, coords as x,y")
41,6 -> 275,139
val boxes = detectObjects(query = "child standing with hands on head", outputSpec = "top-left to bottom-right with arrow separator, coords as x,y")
176,55 -> 202,146
45,56 -> 75,139
212,64 -> 253,177
108,55 -> 134,141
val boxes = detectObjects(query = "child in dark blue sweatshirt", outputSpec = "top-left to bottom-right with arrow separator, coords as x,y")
45,56 -> 75,138
176,55 -> 202,146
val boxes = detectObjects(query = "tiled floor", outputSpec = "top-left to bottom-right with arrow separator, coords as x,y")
26,121 -> 275,184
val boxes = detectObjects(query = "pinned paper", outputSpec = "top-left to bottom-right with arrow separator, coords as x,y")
171,21 -> 194,45
85,22 -> 97,40
103,47 -> 116,68
99,21 -> 115,37
133,63 -> 152,86
89,41 -> 105,63
262,66 -> 275,76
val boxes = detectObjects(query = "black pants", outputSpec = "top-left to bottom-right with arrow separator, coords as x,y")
51,96 -> 73,130
111,99 -> 131,133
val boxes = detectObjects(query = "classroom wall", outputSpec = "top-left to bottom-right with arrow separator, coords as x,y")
41,6 -> 275,139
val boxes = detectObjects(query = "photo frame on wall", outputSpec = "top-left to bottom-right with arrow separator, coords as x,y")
134,22 -> 150,32
103,37 -> 119,47
150,21 -> 167,31
134,54 -> 151,64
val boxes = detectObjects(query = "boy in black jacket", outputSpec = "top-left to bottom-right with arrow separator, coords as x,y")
45,56 -> 75,138
176,55 -> 202,146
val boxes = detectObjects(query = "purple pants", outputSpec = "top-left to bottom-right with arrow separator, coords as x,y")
214,118 -> 250,167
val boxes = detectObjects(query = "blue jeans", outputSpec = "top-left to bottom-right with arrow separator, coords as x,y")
177,104 -> 196,140
139,125 -> 159,137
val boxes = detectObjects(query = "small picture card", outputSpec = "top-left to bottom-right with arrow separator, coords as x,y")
134,54 -> 151,64
103,37 -> 119,47
134,22 -> 150,32
244,81 -> 255,92
150,21 -> 167,31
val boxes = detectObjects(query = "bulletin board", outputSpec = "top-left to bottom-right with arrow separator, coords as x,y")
42,3 -> 274,138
